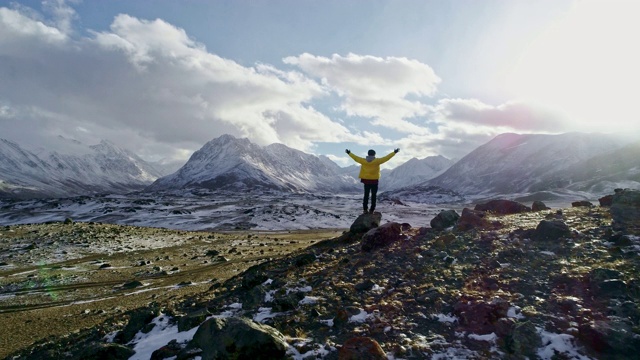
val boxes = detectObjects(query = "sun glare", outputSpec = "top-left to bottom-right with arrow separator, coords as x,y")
507,0 -> 640,132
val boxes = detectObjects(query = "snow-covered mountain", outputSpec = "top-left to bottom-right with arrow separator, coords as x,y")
0,138 -> 163,199
381,155 -> 453,191
425,132 -> 624,196
148,134 -> 360,193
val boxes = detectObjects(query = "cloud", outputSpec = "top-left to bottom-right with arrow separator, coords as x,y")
432,98 -> 567,132
0,5 -> 377,162
284,53 -> 440,134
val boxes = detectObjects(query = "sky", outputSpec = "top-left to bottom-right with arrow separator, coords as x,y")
1,0 -> 638,169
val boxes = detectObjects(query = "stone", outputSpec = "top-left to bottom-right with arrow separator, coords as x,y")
599,195 -> 614,207
76,342 -> 135,360
453,298 -> 510,335
190,317 -> 287,360
531,201 -> 550,211
571,200 -> 593,207
355,279 -> 376,292
361,222 -> 403,252
610,189 -> 640,232
474,200 -> 531,215
531,220 -> 571,241
349,212 -> 382,234
430,210 -> 460,230
114,307 -> 160,344
457,208 -> 491,231
178,308 -> 211,332
338,337 -> 387,360
579,319 -> 640,357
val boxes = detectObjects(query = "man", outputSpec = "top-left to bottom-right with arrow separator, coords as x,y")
345,148 -> 399,213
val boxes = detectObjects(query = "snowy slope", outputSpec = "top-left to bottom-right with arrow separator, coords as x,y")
426,132 -> 622,195
381,155 -> 454,191
0,138 -> 163,199
148,135 -> 359,193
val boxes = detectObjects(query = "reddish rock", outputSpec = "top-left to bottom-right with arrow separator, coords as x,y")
531,200 -> 550,211
453,298 -> 510,335
457,208 -> 491,231
338,337 -> 386,360
474,200 -> 531,215
572,200 -> 593,207
361,222 -> 403,252
598,195 -> 613,207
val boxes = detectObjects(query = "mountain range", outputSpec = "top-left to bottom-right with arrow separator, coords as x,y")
424,132 -> 637,198
1,132 -> 638,200
0,137 -> 163,199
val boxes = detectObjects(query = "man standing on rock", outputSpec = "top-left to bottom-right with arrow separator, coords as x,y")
345,148 -> 399,213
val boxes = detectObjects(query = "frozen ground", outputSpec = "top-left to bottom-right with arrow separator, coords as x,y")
0,189 -> 582,231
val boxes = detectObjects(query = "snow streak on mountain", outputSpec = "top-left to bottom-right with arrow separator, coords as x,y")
426,132 -> 626,196
0,138 -> 163,199
149,134 -> 360,193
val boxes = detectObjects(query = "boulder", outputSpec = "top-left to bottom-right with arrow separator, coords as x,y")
453,298 -> 510,335
76,342 -> 135,360
531,220 -> 571,241
610,189 -> 640,232
349,212 -> 382,234
457,208 -> 491,231
571,200 -> 593,207
338,337 -> 387,360
579,319 -> 640,356
190,317 -> 287,360
178,308 -> 211,332
474,200 -> 531,215
531,201 -> 550,212
598,195 -> 614,207
361,222 -> 403,252
430,210 -> 460,230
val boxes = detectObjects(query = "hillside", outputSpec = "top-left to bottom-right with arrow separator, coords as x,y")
0,138 -> 163,199
148,134 -> 358,193
4,189 -> 640,359
426,133 -> 622,196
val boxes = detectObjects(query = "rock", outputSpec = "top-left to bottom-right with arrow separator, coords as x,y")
571,200 -> 593,207
293,253 -> 316,267
457,208 -> 491,231
355,279 -> 376,292
151,339 -> 183,360
121,280 -> 143,289
205,249 -> 220,257
453,298 -> 510,334
430,210 -> 460,230
76,342 -> 135,360
599,195 -> 614,207
189,317 -> 287,360
474,200 -> 531,215
531,220 -> 571,241
338,337 -> 387,360
361,222 -> 403,252
64,217 -> 74,225
589,268 -> 623,283
595,279 -> 628,298
241,264 -> 268,289
349,212 -> 382,234
531,201 -> 550,211
610,189 -> 640,232
579,319 -> 640,357
501,321 -> 541,358
99,263 -> 112,269
178,308 -> 211,332
114,307 -> 160,344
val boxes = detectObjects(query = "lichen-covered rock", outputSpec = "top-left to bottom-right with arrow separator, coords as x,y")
610,189 -> 640,233
453,298 -> 510,335
361,222 -> 403,252
531,220 -> 571,241
349,212 -> 382,234
190,317 -> 287,360
430,209 -> 460,230
457,208 -> 491,231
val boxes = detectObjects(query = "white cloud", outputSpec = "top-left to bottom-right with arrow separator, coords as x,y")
284,53 -> 440,134
0,6 -> 374,161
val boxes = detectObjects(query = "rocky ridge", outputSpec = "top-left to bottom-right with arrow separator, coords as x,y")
6,190 -> 640,359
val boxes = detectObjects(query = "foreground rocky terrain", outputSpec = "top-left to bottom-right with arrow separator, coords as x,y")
3,190 -> 640,359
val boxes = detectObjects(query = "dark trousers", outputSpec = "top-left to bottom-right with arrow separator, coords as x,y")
363,183 -> 378,211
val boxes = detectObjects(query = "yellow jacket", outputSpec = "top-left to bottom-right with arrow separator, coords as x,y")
349,151 -> 396,180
